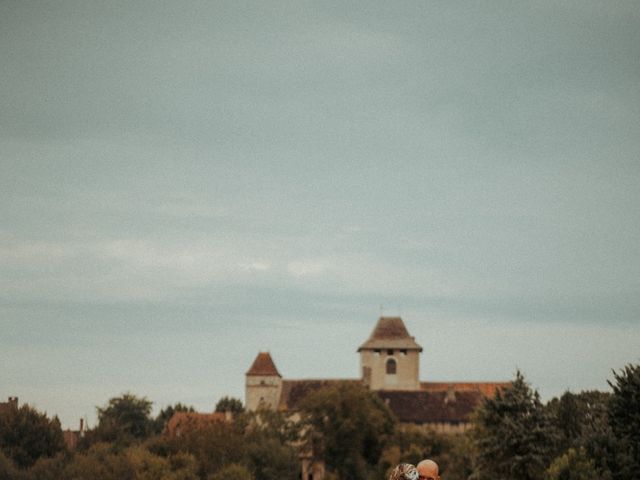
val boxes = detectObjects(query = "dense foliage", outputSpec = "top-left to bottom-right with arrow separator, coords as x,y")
471,370 -> 559,480
1,364 -> 638,480
89,393 -> 154,446
0,402 -> 66,468
298,382 -> 396,480
607,364 -> 640,479
215,396 -> 245,415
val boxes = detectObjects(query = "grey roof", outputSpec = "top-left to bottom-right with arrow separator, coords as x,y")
377,390 -> 482,424
358,316 -> 422,352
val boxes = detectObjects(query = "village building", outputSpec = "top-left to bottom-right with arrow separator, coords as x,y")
246,316 -> 508,433
0,396 -> 18,415
62,418 -> 85,450
164,410 -> 232,438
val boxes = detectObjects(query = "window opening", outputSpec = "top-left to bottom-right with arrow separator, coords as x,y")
386,358 -> 397,374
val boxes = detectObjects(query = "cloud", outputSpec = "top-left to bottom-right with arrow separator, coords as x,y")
239,261 -> 271,272
286,260 -> 329,277
0,242 -> 73,260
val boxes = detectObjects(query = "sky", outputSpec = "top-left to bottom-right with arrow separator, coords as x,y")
1,1 -> 639,429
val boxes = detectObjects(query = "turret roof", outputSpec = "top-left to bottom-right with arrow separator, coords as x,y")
246,352 -> 281,377
358,316 -> 422,352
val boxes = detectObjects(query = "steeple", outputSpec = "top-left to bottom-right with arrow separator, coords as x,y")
246,352 -> 281,377
245,352 -> 283,411
359,317 -> 422,391
358,316 -> 422,352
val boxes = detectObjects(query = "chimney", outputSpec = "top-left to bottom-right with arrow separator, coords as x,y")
79,418 -> 84,434
445,384 -> 456,404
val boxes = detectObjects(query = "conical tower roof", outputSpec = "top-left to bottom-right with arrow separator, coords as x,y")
246,352 -> 281,377
358,316 -> 422,352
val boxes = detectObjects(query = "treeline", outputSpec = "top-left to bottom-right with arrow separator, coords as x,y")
1,363 -> 638,480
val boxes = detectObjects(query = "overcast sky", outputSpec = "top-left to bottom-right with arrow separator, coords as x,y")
2,1 -> 639,429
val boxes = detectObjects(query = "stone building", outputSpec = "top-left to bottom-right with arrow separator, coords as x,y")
62,419 -> 84,450
246,316 -> 508,433
0,396 -> 18,415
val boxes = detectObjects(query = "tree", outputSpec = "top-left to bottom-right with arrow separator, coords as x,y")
546,390 -> 612,454
543,390 -> 617,479
63,442 -> 134,480
215,396 -> 244,415
0,402 -> 66,468
243,408 -> 300,444
545,448 -> 598,480
209,463 -> 253,480
298,382 -> 396,480
244,437 -> 299,480
550,392 -> 582,450
607,363 -> 640,479
62,442 -> 198,480
379,425 -> 473,480
125,446 -> 198,480
173,421 -> 246,479
154,403 -> 195,434
239,409 -> 300,480
0,450 -> 20,480
93,393 -> 154,446
471,370 -> 559,480
24,453 -> 68,480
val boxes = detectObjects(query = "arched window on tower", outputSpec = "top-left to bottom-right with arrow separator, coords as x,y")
386,358 -> 397,375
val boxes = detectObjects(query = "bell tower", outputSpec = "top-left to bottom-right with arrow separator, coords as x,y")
245,352 -> 283,411
358,317 -> 422,391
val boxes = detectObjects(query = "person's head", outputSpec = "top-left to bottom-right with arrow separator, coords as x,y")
389,463 -> 419,480
416,459 -> 440,480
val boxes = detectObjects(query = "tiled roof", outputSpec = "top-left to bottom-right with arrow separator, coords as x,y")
421,382 -> 509,397
277,379 -> 491,425
164,412 -> 228,437
246,352 -> 281,377
278,379 -> 362,410
377,390 -> 484,424
358,317 -> 422,351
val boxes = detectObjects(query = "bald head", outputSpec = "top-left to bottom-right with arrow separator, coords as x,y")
417,460 -> 440,480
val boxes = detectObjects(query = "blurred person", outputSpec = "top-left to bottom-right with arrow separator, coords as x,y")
417,459 -> 440,480
389,463 -> 419,480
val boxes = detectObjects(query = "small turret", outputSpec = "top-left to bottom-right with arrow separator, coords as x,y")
245,352 -> 283,411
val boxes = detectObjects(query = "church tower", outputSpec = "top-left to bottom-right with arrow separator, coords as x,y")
358,317 -> 422,391
245,352 -> 283,411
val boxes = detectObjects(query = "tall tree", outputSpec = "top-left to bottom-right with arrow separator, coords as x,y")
607,363 -> 640,479
92,393 -> 154,445
174,421 -> 246,479
0,402 -> 66,468
543,390 -> 617,479
215,396 -> 245,415
471,370 -> 559,480
0,450 -> 19,479
243,409 -> 300,480
298,382 -> 396,480
545,448 -> 598,480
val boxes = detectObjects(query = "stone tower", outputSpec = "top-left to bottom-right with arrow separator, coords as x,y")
245,352 -> 283,411
358,316 -> 422,391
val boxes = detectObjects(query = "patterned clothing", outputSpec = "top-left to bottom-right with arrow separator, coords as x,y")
389,463 -> 419,480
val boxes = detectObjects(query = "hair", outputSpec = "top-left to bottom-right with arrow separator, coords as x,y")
389,463 -> 419,480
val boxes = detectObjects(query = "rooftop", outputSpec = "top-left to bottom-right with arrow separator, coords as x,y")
246,352 -> 282,377
358,316 -> 422,352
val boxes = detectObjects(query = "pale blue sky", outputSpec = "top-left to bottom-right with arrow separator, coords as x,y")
1,1 -> 639,428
